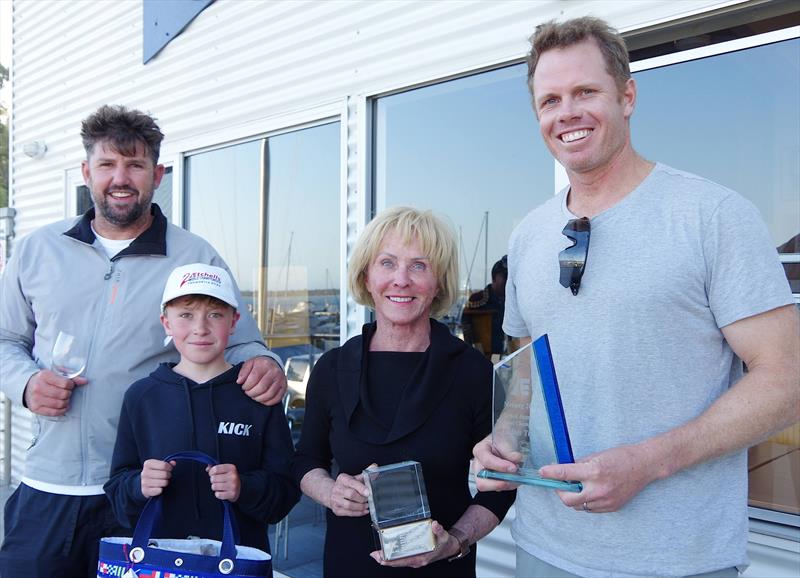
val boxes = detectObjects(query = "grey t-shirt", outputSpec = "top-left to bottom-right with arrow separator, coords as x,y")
504,163 -> 793,577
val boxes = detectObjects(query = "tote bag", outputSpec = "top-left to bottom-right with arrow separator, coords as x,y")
98,451 -> 272,578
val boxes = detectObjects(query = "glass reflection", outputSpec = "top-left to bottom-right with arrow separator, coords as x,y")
186,142 -> 261,308
633,38 -> 800,258
264,123 -> 341,360
633,37 -> 800,518
185,122 -> 341,410
374,63 -> 555,350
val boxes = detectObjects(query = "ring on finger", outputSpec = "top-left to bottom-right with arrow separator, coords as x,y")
582,501 -> 591,513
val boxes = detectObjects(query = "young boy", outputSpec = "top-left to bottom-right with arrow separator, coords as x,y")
104,263 -> 300,554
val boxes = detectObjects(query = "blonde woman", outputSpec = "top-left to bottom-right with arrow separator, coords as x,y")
292,206 -> 515,577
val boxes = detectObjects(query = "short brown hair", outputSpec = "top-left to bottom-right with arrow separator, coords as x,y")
164,294 -> 235,313
348,206 -> 459,319
527,17 -> 630,95
80,104 -> 164,164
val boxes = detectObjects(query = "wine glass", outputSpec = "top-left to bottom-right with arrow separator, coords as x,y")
51,331 -> 87,379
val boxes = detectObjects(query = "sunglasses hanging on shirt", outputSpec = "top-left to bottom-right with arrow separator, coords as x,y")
558,217 -> 591,296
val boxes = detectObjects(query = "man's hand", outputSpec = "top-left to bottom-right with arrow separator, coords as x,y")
539,442 -> 656,513
472,434 -> 521,492
370,521 -> 456,567
237,356 -> 287,406
23,369 -> 87,417
208,463 -> 241,502
329,471 -> 370,517
141,459 -> 176,498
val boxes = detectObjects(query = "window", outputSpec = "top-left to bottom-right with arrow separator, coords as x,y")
631,32 -> 799,523
184,122 -> 341,404
374,63 -> 554,352
632,37 -> 799,299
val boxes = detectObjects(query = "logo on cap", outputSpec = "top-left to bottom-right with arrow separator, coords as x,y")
180,271 -> 222,288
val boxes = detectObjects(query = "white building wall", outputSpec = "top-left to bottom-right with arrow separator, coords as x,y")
7,0 -> 794,576
9,0 -> 741,237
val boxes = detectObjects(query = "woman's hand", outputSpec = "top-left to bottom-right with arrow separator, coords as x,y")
328,471 -> 370,517
369,521 -> 458,567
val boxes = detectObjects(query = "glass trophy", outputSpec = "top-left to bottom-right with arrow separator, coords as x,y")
477,334 -> 583,492
363,461 -> 435,560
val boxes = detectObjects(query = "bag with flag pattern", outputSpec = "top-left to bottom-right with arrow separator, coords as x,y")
97,451 -> 272,578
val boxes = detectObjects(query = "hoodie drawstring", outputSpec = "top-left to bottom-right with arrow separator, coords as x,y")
180,378 -> 202,521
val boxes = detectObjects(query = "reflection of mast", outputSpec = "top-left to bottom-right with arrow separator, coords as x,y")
483,211 -> 489,287
257,138 -> 270,335
284,231 -> 293,297
324,267 -> 332,308
465,212 -> 488,291
268,231 -> 293,337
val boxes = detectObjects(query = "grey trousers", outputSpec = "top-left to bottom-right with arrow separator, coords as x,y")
516,546 -> 739,578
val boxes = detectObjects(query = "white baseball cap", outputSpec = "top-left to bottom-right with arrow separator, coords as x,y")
161,263 -> 238,311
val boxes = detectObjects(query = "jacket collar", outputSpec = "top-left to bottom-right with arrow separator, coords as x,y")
63,203 -> 168,258
154,362 -> 243,388
338,318 -> 469,445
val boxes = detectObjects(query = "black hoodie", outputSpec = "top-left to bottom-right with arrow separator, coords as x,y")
104,362 -> 300,552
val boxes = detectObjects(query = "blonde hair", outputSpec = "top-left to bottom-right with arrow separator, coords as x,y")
348,206 -> 459,319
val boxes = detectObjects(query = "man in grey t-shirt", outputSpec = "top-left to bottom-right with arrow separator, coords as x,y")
473,17 -> 799,578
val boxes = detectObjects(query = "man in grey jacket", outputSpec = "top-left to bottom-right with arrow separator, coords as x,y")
0,105 -> 287,577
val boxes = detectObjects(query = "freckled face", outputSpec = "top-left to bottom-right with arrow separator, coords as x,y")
161,297 -> 240,366
532,39 -> 635,175
364,231 -> 439,332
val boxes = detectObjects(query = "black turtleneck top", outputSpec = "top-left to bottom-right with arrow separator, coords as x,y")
292,319 -> 516,578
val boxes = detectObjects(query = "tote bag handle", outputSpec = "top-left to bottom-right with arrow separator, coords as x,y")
131,450 -> 238,562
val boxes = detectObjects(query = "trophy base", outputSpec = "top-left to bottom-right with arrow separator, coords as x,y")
478,469 -> 583,492
377,518 -> 436,560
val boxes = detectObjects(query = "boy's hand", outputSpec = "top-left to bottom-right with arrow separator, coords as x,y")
207,463 -> 241,502
141,459 -> 176,498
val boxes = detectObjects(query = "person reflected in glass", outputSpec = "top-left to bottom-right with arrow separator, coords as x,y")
292,206 -> 516,577
461,255 -> 508,356
777,233 -> 799,294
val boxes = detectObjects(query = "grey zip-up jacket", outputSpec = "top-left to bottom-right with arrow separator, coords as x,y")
0,204 -> 280,487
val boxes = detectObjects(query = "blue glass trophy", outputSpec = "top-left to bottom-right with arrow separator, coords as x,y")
478,334 -> 582,492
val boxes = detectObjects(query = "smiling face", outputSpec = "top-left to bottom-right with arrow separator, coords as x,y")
81,139 -> 165,239
364,230 -> 440,334
161,296 -> 240,370
532,39 -> 636,177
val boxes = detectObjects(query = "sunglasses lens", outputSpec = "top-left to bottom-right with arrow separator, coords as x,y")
558,217 -> 590,295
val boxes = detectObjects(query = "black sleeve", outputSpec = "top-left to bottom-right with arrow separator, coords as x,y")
235,406 -> 301,524
290,352 -> 335,483
103,396 -> 148,528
